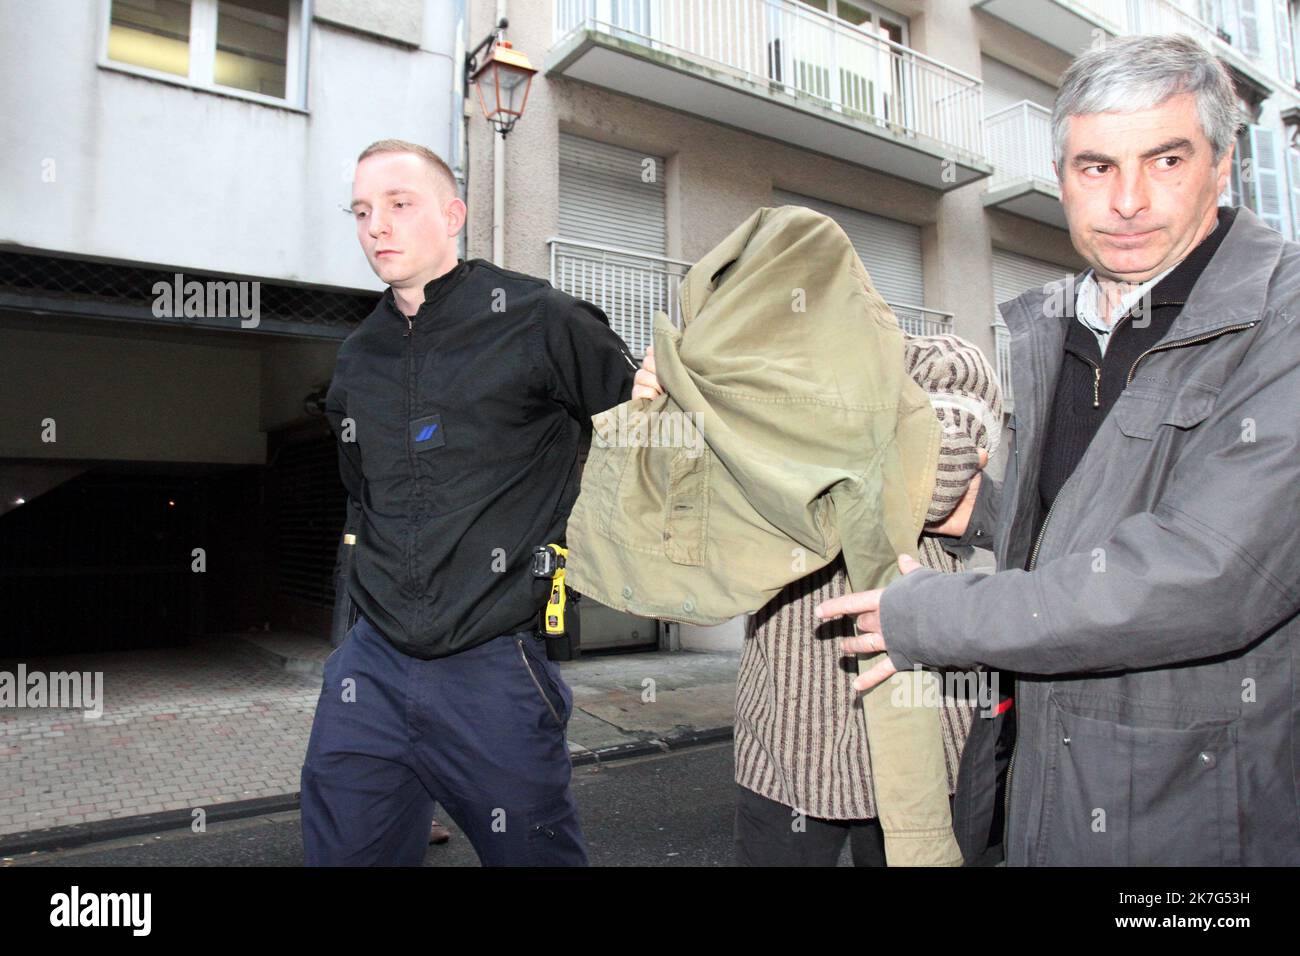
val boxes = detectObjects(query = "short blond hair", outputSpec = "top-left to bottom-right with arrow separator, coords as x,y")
357,139 -> 457,197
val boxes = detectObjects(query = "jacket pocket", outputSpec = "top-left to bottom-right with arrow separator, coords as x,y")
516,637 -> 571,728
1039,692 -> 1241,866
587,406 -> 636,538
1113,381 -> 1218,440
663,446 -> 711,566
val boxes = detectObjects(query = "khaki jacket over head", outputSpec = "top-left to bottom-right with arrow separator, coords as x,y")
565,205 -> 961,864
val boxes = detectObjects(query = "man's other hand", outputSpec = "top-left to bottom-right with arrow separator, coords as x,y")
631,346 -> 664,401
926,448 -> 988,538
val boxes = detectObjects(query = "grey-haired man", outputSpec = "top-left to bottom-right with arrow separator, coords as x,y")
818,34 -> 1300,866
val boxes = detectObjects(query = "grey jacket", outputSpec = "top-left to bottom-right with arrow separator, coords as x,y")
879,206 -> 1300,866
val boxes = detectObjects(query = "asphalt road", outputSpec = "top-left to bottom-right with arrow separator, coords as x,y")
8,741 -> 755,867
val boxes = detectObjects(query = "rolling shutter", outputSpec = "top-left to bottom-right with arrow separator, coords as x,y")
558,133 -> 666,255
992,249 -> 1071,309
772,189 -> 923,308
274,433 -> 346,610
992,250 -> 1073,415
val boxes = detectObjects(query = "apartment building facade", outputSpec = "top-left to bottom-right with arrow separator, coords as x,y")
5,1 -> 1294,656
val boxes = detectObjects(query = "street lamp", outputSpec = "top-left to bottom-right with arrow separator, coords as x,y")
466,18 -> 537,137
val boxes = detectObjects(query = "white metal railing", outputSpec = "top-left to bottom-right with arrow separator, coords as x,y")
549,238 -> 692,358
985,100 -> 1057,192
1073,0 -> 1130,31
554,0 -> 985,158
892,302 -> 955,337
993,318 -> 1014,414
1127,0 -> 1284,90
549,236 -> 951,357
1130,0 -> 1220,46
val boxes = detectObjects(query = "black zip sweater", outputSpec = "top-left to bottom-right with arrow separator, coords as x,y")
324,258 -> 637,659
1028,206 -> 1236,560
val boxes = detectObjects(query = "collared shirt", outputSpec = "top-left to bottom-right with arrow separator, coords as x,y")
1074,262 -> 1177,356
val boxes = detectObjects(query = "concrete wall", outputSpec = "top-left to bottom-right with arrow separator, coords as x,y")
261,339 -> 345,432
0,0 -> 459,290
0,316 -> 343,463
0,321 -> 266,463
315,0 -> 425,46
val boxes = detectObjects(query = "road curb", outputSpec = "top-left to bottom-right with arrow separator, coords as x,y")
0,726 -> 734,857
0,793 -> 303,858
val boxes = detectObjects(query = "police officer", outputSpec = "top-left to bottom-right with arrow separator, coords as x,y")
301,139 -> 660,866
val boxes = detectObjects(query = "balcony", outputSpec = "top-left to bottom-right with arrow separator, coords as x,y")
976,0 -> 1283,98
549,236 -> 952,359
1126,0 -> 1277,98
972,0 -> 1128,55
548,0 -> 990,190
983,100 -> 1066,228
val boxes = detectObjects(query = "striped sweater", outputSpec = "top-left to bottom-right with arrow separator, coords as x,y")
734,333 -> 1003,820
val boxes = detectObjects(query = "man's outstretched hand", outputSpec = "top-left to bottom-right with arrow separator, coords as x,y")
814,553 -> 925,692
631,345 -> 664,400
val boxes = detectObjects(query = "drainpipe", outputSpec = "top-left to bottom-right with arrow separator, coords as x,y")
298,0 -> 312,110
451,0 -> 468,259
492,0 -> 507,266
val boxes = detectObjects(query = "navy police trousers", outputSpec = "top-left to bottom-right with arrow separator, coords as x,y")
300,614 -> 588,866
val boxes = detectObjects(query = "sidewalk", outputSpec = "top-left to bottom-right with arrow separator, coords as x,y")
0,632 -> 738,849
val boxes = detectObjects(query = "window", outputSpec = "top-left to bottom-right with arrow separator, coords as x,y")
1286,141 -> 1300,240
1290,0 -> 1300,86
102,0 -> 302,106
771,1 -> 911,124
1234,123 -> 1285,233
1276,0 -> 1295,86
833,0 -> 908,46
216,0 -> 291,97
1197,0 -> 1261,56
108,0 -> 193,77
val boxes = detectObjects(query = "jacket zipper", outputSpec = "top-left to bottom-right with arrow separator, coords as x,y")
1001,293 -> 1137,856
1002,476 -> 1064,863
1005,317 -> 1258,863
405,312 -> 418,591
1079,299 -> 1144,408
517,638 -> 563,726
1125,321 -> 1257,387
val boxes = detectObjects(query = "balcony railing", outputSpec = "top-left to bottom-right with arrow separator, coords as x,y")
986,100 -> 1057,192
1121,0 -> 1282,93
549,236 -> 952,358
1073,0 -> 1129,31
554,0 -> 985,159
549,238 -> 692,358
892,302 -> 956,337
993,319 -> 1014,414
1129,0 -> 1223,46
